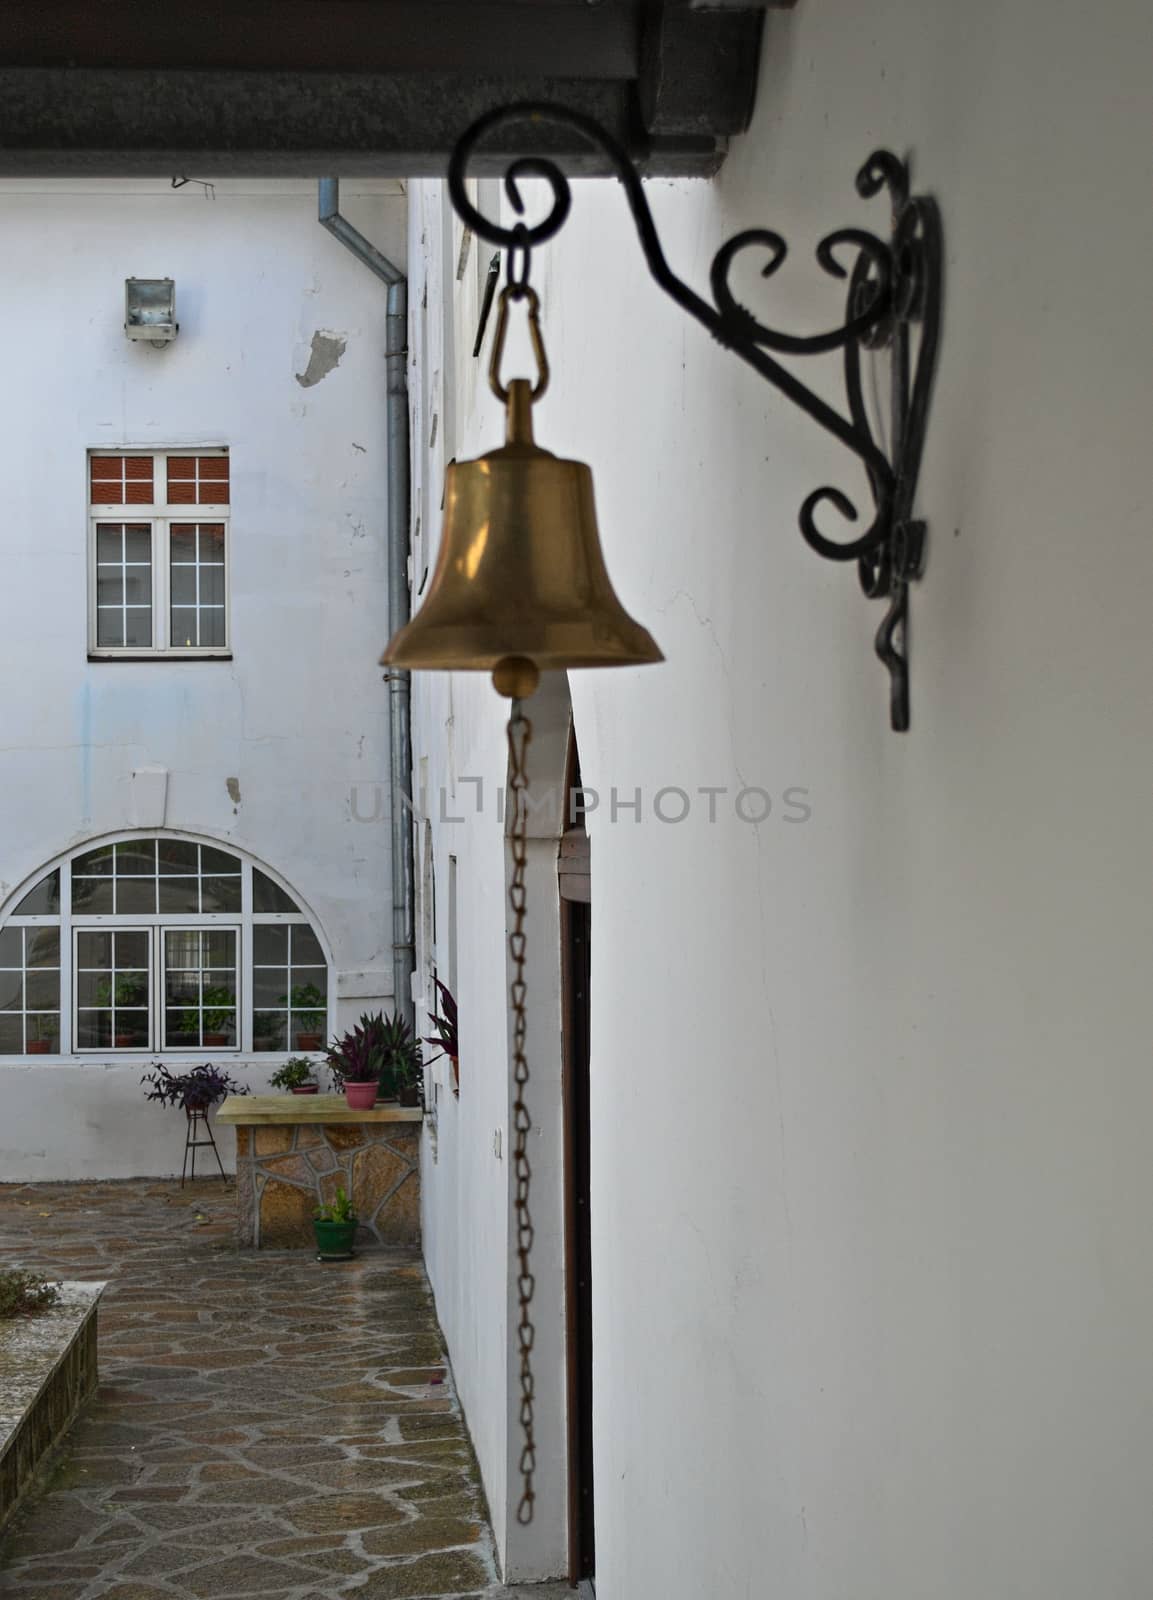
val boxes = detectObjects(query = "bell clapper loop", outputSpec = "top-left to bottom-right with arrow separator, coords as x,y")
489,285 -> 550,405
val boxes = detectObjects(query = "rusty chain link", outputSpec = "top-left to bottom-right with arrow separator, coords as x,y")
507,700 -> 536,1526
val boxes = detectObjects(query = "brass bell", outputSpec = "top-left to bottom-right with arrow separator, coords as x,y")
381,287 -> 662,698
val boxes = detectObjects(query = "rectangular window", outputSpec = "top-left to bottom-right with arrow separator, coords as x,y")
252,924 -> 329,1051
75,928 -> 151,1051
87,449 -> 230,657
163,927 -> 239,1050
0,926 -> 61,1055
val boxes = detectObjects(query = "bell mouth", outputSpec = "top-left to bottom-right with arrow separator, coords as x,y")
381,618 -> 665,674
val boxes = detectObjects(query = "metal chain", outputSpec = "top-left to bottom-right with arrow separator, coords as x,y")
507,700 -> 537,1526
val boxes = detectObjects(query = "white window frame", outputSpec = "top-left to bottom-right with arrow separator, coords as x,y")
87,448 -> 232,659
1,838 -> 331,1061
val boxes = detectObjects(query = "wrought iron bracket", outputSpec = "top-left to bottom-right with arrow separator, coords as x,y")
448,104 -> 943,731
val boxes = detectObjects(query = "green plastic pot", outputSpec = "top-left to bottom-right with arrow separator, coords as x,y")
314,1218 -> 357,1260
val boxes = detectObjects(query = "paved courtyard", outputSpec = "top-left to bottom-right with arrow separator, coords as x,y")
0,1179 -> 570,1600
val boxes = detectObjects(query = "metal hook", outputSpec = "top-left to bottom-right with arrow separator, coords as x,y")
488,285 -> 550,405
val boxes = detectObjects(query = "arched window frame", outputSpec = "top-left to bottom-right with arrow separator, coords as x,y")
0,831 -> 333,1059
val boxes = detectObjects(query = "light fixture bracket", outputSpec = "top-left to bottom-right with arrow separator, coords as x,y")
448,104 -> 943,731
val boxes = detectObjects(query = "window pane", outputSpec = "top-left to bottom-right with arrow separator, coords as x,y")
0,971 -> 23,1011
252,968 -> 288,1006
170,608 -> 198,647
76,970 -> 107,1007
166,1010 -> 199,1045
115,931 -> 150,968
0,1015 -> 24,1053
253,925 -> 289,963
158,840 -> 199,873
123,567 -> 151,605
291,925 -> 325,967
75,846 -> 115,877
158,878 -> 199,914
252,870 -> 299,913
170,525 -> 197,559
165,931 -> 200,968
124,526 -> 151,562
72,877 -> 115,912
200,525 -> 226,559
201,846 -> 240,874
25,970 -> 59,1010
13,871 -> 60,915
116,878 -> 157,914
97,570 -> 124,605
124,608 -> 152,648
170,565 -> 197,605
290,969 -> 327,1004
165,971 -> 200,1005
203,931 -> 235,968
97,609 -> 124,648
26,928 -> 60,967
201,876 -> 241,912
76,1011 -> 112,1049
27,1014 -> 59,1052
0,928 -> 22,967
200,565 -> 225,605
253,1012 -> 286,1048
199,609 -> 226,648
113,1015 -> 149,1047
114,970 -> 149,1005
96,526 -> 123,562
116,841 -> 156,874
77,930 -> 112,967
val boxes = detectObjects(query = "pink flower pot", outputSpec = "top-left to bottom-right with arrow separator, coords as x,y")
344,1081 -> 377,1110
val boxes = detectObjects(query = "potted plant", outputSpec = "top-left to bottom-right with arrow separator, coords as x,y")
314,1185 -> 358,1261
141,1061 -> 248,1115
380,1013 -> 423,1108
424,978 -> 459,1095
96,975 -> 148,1047
288,983 -> 327,1051
26,1017 -> 55,1055
326,1019 -> 383,1110
253,1012 -> 281,1052
202,985 -> 236,1047
269,1055 -> 319,1095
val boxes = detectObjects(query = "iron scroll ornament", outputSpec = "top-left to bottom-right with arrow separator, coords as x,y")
447,105 -> 943,731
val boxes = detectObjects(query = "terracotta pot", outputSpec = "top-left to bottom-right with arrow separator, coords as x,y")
204,1033 -> 228,1046
344,1080 -> 377,1110
114,1033 -> 136,1048
291,1084 -> 319,1095
254,1038 -> 277,1051
26,1040 -> 51,1055
297,1032 -> 323,1051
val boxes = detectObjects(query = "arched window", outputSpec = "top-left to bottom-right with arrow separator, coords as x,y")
0,836 -> 331,1058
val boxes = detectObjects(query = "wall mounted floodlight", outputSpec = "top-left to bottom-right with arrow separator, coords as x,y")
124,278 -> 178,346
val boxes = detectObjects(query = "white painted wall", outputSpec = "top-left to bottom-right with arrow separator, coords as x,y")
0,178 -> 405,1181
411,0 -> 1153,1594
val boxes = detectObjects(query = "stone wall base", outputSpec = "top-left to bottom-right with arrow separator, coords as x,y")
235,1122 -> 420,1249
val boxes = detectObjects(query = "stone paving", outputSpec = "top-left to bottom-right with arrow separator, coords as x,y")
0,1180 -> 572,1600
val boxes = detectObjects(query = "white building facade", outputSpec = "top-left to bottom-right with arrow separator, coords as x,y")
408,1 -> 1153,1596
0,177 -> 406,1180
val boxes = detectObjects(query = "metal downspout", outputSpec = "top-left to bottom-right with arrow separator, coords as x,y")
318,178 -> 414,1032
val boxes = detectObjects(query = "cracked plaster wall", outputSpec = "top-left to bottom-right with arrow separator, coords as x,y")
0,177 -> 407,1179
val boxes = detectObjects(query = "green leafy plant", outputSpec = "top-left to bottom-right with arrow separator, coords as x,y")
327,1010 -> 421,1095
315,1185 -> 357,1224
0,1270 -> 61,1319
201,985 -> 236,1036
253,1011 -> 282,1046
94,975 -> 147,1009
269,1055 -> 316,1091
286,983 -> 327,1032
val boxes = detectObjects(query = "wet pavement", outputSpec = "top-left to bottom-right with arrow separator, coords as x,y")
0,1179 -> 570,1600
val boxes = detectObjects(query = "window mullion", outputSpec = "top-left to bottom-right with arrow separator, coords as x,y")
155,518 -> 167,651
60,859 -> 73,1055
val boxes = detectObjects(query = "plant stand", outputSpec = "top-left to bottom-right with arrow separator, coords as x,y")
181,1108 -> 228,1187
